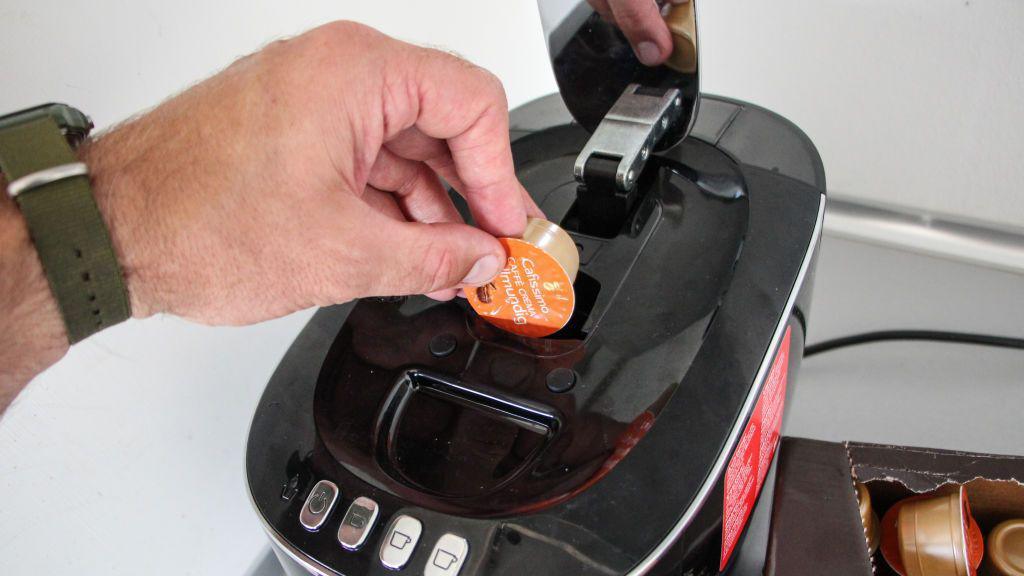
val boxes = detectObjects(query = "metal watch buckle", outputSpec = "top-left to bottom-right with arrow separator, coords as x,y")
6,162 -> 90,198
573,84 -> 683,192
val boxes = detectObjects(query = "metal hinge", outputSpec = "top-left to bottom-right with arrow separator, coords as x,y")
573,84 -> 684,192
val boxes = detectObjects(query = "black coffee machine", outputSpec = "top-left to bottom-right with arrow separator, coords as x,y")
246,2 -> 825,574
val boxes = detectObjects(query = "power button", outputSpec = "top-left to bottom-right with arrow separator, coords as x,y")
299,480 -> 339,532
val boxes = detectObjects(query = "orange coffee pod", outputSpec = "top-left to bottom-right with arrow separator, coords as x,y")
467,218 -> 579,338
880,486 -> 984,576
985,519 -> 1024,576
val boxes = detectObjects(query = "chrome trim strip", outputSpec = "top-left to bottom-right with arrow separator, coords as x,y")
824,194 -> 1024,274
627,193 -> 826,575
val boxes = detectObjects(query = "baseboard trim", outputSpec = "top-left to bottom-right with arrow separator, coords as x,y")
824,196 -> 1024,274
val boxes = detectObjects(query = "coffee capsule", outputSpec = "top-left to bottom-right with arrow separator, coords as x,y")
467,218 -> 579,338
857,482 -> 881,556
880,486 -> 984,576
985,519 -> 1024,576
664,1 -> 698,73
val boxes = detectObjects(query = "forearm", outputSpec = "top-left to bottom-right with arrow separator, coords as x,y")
0,177 -> 69,411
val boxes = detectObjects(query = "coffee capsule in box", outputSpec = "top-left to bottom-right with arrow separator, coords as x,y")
856,482 -> 881,555
467,218 -> 579,338
986,519 -> 1024,576
880,486 -> 984,576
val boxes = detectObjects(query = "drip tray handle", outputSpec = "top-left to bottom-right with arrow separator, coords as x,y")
372,369 -> 564,496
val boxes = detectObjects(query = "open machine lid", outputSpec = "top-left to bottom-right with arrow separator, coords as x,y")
537,0 -> 700,150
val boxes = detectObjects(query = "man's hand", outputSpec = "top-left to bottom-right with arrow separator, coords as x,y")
86,21 -> 540,324
0,21 -> 539,406
588,0 -> 689,66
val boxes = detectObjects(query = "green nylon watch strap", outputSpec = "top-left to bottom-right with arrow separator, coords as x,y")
0,116 -> 130,343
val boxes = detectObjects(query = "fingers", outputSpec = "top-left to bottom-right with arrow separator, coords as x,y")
521,187 -> 545,219
606,0 -> 675,66
387,126 -> 547,224
365,157 -> 488,303
382,127 -> 469,200
363,213 -> 506,297
425,288 -> 459,301
361,186 -> 407,221
368,147 -> 462,224
361,188 -> 482,302
385,46 -> 530,238
588,0 -> 615,22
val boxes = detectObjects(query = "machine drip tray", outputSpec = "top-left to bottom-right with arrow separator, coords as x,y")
390,391 -> 548,498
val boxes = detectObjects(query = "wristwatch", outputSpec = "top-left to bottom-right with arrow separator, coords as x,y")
0,103 -> 130,343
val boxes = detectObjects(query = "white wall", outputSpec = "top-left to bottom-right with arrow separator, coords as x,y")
697,0 -> 1024,235
3,1 -> 1021,231
0,0 -> 555,127
1,2 -> 1021,575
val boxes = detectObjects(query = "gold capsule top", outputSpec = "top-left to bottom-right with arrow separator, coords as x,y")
856,482 -> 880,556
987,519 -> 1024,576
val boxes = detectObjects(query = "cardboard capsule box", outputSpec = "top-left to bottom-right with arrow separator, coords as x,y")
767,438 -> 1024,576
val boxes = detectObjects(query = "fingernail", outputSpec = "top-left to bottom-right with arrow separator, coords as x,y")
461,254 -> 501,286
636,41 -> 661,66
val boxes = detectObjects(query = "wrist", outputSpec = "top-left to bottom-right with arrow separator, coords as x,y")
0,117 -> 165,399
0,180 -> 68,395
78,127 -> 164,319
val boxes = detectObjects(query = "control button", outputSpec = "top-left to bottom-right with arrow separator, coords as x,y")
429,333 -> 458,358
379,514 -> 423,570
425,533 -> 469,576
337,496 -> 380,551
299,480 -> 339,532
546,367 -> 577,393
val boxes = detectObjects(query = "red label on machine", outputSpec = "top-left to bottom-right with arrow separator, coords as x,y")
720,326 -> 791,571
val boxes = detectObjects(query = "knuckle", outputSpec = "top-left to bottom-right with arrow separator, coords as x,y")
307,20 -> 373,46
610,1 -> 648,28
418,45 -> 464,73
417,241 -> 459,293
481,70 -> 508,104
617,12 -> 643,29
296,21 -> 381,65
425,47 -> 505,98
433,46 -> 472,67
479,67 -> 503,90
259,20 -> 386,105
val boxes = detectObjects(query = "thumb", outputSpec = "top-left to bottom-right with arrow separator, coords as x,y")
366,218 -> 506,297
608,0 -> 674,66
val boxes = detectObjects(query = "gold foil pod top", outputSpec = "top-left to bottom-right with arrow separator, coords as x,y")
521,218 -> 579,283
856,482 -> 881,556
664,1 -> 697,73
988,519 -> 1024,576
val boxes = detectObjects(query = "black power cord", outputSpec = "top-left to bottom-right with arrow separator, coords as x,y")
804,330 -> 1024,358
